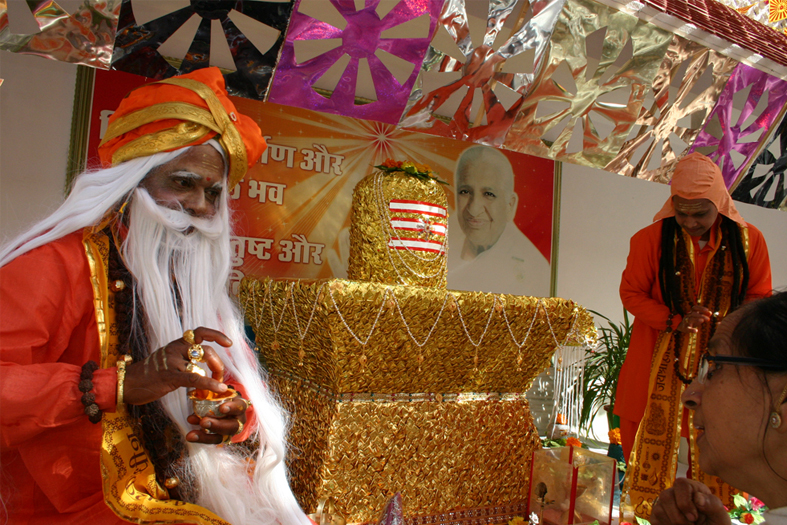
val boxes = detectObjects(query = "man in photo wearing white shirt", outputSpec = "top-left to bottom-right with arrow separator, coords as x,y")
448,145 -> 550,297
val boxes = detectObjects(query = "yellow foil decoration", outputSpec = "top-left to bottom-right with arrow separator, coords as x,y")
240,278 -> 596,523
348,169 -> 448,289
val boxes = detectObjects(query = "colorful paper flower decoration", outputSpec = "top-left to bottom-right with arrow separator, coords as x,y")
710,0 -> 786,42
689,63 -> 787,188
111,0 -> 294,99
268,0 -> 444,124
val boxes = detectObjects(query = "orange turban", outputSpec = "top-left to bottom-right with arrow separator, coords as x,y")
653,152 -> 745,225
98,68 -> 266,188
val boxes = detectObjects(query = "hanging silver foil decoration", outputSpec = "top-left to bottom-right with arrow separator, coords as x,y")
605,35 -> 737,184
0,0 -> 120,68
399,0 -> 567,147
111,0 -> 294,99
502,0 -> 672,168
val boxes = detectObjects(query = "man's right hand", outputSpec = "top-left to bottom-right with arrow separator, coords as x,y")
650,478 -> 731,525
122,327 -> 231,406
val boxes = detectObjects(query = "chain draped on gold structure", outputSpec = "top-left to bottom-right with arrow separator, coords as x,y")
240,277 -> 596,523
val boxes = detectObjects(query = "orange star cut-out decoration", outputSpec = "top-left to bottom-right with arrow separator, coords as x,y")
770,0 -> 787,22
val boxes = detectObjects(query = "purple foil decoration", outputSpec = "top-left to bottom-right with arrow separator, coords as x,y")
731,108 -> 787,210
376,492 -> 404,525
689,63 -> 787,189
267,0 -> 444,124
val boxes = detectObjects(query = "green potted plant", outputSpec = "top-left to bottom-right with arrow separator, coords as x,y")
579,309 -> 631,434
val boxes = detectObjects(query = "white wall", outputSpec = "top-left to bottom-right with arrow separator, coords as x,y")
558,163 -> 787,325
0,52 -> 75,242
1,52 -> 784,324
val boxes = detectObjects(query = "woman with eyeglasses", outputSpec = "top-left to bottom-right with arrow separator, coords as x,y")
650,290 -> 787,525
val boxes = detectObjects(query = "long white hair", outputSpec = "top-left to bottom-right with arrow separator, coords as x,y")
1,146 -> 310,525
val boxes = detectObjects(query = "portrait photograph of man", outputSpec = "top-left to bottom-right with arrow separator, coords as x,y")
447,145 -> 553,297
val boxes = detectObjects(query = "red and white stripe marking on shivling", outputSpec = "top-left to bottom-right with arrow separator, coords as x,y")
387,238 -> 446,253
386,200 -> 447,253
389,217 -> 447,236
388,199 -> 447,218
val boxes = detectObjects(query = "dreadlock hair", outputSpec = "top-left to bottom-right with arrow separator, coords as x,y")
658,215 -> 749,315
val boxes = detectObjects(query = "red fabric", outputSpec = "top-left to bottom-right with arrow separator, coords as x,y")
614,219 -> 772,455
0,231 -> 256,524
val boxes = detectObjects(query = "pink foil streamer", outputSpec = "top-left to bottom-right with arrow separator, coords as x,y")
0,0 -> 120,69
689,62 -> 787,189
267,0 -> 444,124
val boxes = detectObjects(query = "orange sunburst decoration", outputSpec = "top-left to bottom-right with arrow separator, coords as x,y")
770,0 -> 787,22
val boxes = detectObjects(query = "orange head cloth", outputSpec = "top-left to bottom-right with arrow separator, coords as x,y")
97,67 -> 265,189
653,152 -> 745,225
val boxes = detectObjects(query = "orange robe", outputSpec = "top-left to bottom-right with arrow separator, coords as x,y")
0,231 -> 254,524
614,219 -> 772,459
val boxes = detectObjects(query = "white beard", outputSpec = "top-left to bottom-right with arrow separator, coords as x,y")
122,187 -> 310,525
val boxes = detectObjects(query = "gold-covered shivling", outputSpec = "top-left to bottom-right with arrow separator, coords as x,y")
241,159 -> 596,524
348,160 -> 449,288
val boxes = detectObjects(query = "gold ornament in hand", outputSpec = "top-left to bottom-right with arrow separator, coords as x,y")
183,329 -> 196,345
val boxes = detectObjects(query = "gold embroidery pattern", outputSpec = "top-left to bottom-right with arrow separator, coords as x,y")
100,102 -> 223,144
83,230 -> 230,525
112,123 -> 212,167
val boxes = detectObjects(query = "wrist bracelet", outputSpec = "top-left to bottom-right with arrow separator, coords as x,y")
79,361 -> 103,424
117,354 -> 132,410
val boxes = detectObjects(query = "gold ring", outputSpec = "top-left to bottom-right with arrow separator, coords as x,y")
234,419 -> 244,436
240,397 -> 252,411
186,362 -> 207,377
183,330 -> 196,345
187,343 -> 204,363
220,434 -> 232,445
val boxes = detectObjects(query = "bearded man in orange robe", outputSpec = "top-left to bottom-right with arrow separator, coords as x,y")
0,68 -> 311,525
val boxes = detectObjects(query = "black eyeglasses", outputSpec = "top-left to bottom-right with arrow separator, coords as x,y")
698,354 -> 786,384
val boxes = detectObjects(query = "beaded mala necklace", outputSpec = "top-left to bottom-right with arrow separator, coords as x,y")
668,221 -> 734,384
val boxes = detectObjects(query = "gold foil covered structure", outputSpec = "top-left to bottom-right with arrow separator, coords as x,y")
348,168 -> 448,289
241,278 -> 596,523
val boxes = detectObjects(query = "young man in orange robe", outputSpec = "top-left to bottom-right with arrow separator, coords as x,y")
0,68 -> 311,525
614,153 -> 772,515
